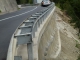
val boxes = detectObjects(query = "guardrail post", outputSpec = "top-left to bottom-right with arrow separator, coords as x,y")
27,43 -> 33,60
32,28 -> 35,38
35,23 -> 37,32
38,20 -> 40,27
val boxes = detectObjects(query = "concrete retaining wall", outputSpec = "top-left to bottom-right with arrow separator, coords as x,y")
38,8 -> 61,60
0,0 -> 18,13
32,7 -> 60,60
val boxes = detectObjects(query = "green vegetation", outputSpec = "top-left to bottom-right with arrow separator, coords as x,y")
51,0 -> 80,37
16,0 -> 33,4
18,8 -> 20,10
75,40 -> 80,60
0,10 -> 1,13
76,43 -> 80,49
77,56 -> 80,60
75,40 -> 80,48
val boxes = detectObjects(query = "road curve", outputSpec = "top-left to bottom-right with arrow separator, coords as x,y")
0,6 -> 47,60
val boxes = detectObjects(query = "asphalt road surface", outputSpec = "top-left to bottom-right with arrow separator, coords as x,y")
0,6 -> 47,60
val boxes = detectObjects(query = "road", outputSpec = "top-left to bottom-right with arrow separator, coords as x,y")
0,6 -> 47,60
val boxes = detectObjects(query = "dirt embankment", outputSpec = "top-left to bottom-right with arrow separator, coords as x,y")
53,7 -> 80,60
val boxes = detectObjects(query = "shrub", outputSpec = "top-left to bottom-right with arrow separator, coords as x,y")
75,40 -> 80,49
77,55 -> 80,60
18,8 -> 20,10
0,10 -> 1,13
76,44 -> 80,49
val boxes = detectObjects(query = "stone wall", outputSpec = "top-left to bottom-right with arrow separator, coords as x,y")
0,0 -> 18,13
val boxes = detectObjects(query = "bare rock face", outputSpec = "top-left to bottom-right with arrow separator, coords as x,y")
0,0 -> 18,13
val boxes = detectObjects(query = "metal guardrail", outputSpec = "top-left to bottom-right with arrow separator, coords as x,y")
7,2 -> 55,60
32,3 -> 55,38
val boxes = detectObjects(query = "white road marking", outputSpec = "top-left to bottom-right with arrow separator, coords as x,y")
0,7 -> 37,22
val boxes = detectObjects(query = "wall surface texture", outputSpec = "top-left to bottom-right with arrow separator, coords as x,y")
0,0 -> 18,13
38,12 -> 61,60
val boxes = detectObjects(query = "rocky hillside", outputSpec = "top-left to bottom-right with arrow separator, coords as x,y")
0,0 -> 18,13
53,7 -> 80,60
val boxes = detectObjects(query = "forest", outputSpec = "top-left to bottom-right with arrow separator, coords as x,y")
51,0 -> 80,37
